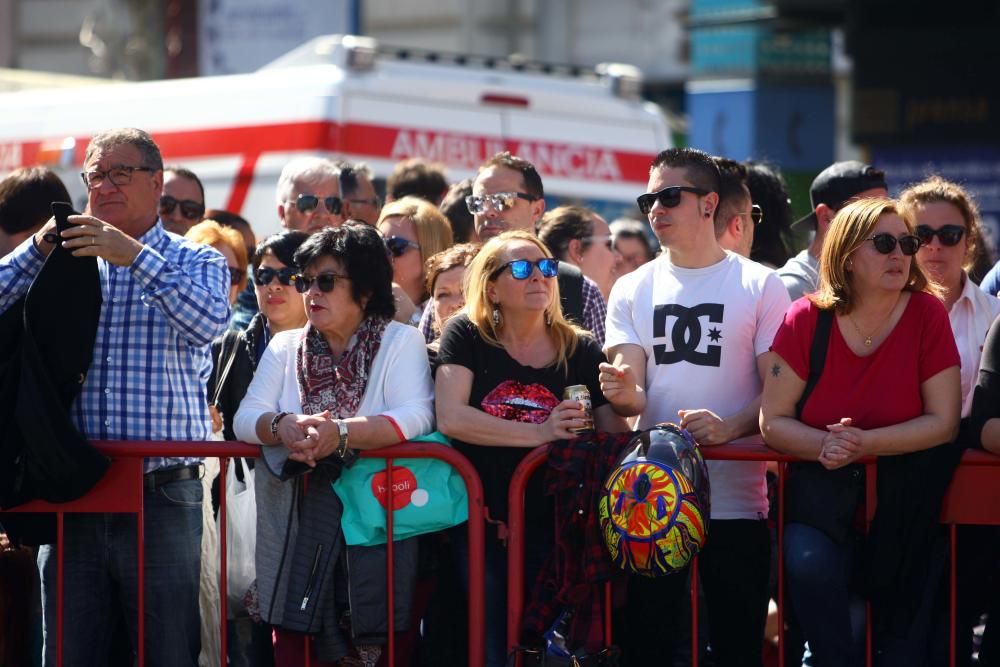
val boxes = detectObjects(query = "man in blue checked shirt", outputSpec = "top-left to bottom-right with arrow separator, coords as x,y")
0,128 -> 230,667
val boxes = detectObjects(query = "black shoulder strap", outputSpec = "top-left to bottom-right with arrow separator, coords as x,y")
557,262 -> 585,327
210,330 -> 240,408
795,308 -> 834,419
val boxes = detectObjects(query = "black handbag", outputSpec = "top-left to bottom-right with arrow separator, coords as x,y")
783,309 -> 863,544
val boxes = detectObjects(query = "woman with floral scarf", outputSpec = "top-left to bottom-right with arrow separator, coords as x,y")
235,223 -> 434,667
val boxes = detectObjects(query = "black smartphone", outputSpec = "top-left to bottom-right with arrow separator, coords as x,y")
50,201 -> 78,234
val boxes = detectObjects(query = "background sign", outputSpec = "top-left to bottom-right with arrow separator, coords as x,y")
872,146 -> 1000,257
198,0 -> 355,75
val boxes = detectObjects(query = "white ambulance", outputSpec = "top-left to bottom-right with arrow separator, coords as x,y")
0,35 -> 671,237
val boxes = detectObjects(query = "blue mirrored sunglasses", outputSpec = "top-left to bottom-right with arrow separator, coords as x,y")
492,258 -> 559,280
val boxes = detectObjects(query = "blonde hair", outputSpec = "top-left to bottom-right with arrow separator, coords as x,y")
899,175 -> 984,274
811,197 -> 940,313
185,219 -> 249,290
462,230 -> 586,373
378,196 -> 454,299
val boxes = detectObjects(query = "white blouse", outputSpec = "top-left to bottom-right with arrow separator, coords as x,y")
234,320 -> 435,445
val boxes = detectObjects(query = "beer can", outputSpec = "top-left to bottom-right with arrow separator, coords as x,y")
563,384 -> 594,434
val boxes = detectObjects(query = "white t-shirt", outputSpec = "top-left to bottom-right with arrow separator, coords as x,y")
605,251 -> 791,519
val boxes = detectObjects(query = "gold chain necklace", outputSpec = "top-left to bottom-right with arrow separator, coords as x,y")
847,304 -> 895,347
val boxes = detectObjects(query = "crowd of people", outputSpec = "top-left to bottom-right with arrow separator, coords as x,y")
0,127 -> 998,667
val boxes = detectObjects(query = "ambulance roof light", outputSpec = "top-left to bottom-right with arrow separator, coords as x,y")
342,35 -> 377,72
596,62 -> 644,101
259,34 -> 378,72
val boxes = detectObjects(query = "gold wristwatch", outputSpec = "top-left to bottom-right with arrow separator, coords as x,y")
334,419 -> 350,458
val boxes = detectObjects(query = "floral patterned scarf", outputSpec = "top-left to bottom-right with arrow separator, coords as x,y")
295,317 -> 389,419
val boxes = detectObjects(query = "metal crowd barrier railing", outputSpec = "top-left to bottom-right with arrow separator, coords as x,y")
506,437 -> 1000,667
1,440 -> 487,667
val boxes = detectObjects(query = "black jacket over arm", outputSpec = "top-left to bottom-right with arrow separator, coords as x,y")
0,240 -> 108,511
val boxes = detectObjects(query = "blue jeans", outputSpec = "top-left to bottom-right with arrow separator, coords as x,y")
784,523 -> 865,667
38,478 -> 203,667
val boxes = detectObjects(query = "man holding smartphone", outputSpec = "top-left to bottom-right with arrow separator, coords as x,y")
0,127 -> 230,666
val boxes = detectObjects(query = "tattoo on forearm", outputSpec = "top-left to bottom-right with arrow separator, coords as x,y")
771,364 -> 780,377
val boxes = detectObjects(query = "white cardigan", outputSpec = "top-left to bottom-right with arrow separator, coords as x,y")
234,320 -> 435,445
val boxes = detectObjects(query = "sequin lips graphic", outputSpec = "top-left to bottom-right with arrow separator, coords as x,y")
480,380 -> 559,423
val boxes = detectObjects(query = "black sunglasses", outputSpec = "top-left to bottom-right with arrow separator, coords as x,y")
385,236 -> 421,258
295,194 -> 342,215
750,204 -> 763,225
159,195 -> 205,221
914,224 -> 965,247
294,272 -> 351,293
492,258 -> 560,280
254,266 -> 298,287
636,186 -> 710,215
866,233 -> 922,256
227,267 -> 245,286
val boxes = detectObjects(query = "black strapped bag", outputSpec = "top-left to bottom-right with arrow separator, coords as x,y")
783,309 -> 864,544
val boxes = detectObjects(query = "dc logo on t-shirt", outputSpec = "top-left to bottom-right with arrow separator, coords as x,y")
652,303 -> 725,367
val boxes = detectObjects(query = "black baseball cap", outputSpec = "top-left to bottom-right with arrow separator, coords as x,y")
793,161 -> 888,228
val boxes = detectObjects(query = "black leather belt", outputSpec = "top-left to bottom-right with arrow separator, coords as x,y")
143,463 -> 202,491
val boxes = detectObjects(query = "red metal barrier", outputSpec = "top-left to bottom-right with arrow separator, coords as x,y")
1,440 -> 487,667
506,436 -> 1000,667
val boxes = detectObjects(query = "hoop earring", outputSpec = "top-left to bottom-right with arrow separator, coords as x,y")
492,305 -> 502,326
545,311 -> 553,326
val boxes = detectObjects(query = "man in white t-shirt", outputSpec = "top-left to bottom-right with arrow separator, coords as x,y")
601,147 -> 790,666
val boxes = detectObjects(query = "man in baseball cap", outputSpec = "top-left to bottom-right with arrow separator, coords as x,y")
777,161 -> 888,301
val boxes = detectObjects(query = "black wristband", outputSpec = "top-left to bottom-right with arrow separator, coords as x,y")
42,233 -> 60,244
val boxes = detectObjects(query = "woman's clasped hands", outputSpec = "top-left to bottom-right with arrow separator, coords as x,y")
818,417 -> 866,470
275,410 -> 338,467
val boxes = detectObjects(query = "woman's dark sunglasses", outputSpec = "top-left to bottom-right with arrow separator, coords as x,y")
866,233 -> 922,256
636,186 -> 709,215
294,272 -> 350,293
296,194 -> 342,215
385,236 -> 421,258
492,258 -> 559,280
254,266 -> 298,287
914,224 -> 965,247
159,195 -> 205,221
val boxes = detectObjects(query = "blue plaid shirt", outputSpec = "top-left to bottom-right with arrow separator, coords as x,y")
0,222 -> 231,473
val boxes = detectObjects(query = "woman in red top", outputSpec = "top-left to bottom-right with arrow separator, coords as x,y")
761,197 -> 960,665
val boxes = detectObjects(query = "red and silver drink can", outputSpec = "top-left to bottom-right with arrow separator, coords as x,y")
563,384 -> 594,434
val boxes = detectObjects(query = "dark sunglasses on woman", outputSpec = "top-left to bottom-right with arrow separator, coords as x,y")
294,272 -> 350,294
254,266 -> 298,287
492,258 -> 560,280
385,236 -> 421,258
636,185 -> 710,215
159,195 -> 205,221
914,224 -> 965,247
866,233 -> 922,256
296,194 -> 342,215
